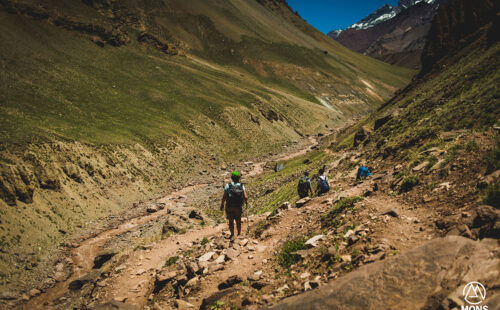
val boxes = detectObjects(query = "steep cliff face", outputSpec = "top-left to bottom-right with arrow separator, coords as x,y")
421,0 -> 499,74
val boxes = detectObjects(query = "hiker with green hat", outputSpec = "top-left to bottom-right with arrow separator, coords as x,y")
220,171 -> 248,239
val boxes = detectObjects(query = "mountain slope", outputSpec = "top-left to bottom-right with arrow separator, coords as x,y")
329,0 -> 443,68
0,0 -> 415,300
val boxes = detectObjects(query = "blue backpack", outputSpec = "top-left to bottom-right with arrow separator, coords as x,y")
318,176 -> 330,192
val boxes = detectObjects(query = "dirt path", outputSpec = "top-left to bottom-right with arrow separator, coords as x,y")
21,135 -> 321,309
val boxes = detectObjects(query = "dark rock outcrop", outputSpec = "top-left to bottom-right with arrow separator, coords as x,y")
421,0 -> 499,75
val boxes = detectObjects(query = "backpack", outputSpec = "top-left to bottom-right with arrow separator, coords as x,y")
297,177 -> 309,197
318,176 -> 330,193
227,183 -> 244,207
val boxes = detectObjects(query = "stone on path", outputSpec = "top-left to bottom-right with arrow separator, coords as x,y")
305,235 -> 324,248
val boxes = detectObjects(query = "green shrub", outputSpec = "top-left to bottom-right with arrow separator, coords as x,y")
399,175 -> 419,192
164,255 -> 179,267
278,237 -> 307,268
485,143 -> 500,174
201,237 -> 210,245
483,182 -> 499,209
321,197 -> 364,228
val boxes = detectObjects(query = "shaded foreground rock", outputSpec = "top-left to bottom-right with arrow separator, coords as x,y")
267,236 -> 499,310
93,249 -> 118,268
90,301 -> 140,310
69,270 -> 101,290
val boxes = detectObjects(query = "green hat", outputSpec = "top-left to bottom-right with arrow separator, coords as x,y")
232,171 -> 240,178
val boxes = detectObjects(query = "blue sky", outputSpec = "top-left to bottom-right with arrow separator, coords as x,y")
287,0 -> 399,34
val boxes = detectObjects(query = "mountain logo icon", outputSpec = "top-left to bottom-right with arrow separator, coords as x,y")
463,281 -> 486,305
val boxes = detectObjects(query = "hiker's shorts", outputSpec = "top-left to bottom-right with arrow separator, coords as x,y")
226,205 -> 242,221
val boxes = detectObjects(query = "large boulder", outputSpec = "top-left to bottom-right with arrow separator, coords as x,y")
267,236 -> 499,310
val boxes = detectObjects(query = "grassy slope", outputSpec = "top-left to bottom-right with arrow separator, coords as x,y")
0,0 -> 417,293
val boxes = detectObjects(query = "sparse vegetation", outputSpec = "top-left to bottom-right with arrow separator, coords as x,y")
321,197 -> 364,228
483,182 -> 499,209
201,237 -> 210,245
278,237 -> 307,268
164,255 -> 179,267
399,176 -> 420,193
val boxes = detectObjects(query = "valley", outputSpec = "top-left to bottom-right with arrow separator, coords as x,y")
0,0 -> 499,309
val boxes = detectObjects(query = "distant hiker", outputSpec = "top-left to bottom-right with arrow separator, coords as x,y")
297,171 -> 313,198
356,166 -> 372,180
220,171 -> 248,239
317,168 -> 330,196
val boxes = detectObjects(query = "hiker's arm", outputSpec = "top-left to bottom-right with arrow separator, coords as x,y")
244,190 -> 249,205
220,192 -> 227,210
308,181 -> 313,196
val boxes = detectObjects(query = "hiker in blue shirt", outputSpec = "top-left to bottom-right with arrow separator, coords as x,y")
356,166 -> 372,180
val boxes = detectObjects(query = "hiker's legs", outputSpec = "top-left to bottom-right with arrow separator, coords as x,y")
236,218 -> 241,236
228,218 -> 235,236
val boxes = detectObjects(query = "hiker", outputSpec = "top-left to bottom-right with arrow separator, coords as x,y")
297,171 -> 314,198
220,171 -> 248,239
356,166 -> 372,180
317,168 -> 330,196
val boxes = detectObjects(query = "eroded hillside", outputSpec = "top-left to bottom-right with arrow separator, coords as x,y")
0,0 -> 415,303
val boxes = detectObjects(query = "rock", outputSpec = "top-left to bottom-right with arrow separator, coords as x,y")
279,202 -> 291,210
218,275 -> 243,290
305,235 -> 324,248
156,270 -> 177,283
200,288 -> 237,310
146,205 -> 159,213
239,239 -> 249,246
189,209 -> 204,220
69,270 -> 100,290
381,209 -> 399,218
412,161 -> 428,172
186,277 -> 199,287
365,252 -> 386,264
267,236 -> 499,310
0,290 -> 19,300
225,248 -> 240,260
29,289 -> 41,297
374,115 -> 392,130
344,230 -> 355,239
304,282 -> 312,291
248,255 -> 254,259
198,252 -> 215,262
93,249 -> 118,268
340,255 -> 351,263
295,197 -> 311,208
430,159 -> 446,171
162,219 -> 182,234
300,272 -> 311,279
175,299 -> 195,309
326,246 -> 337,258
277,284 -> 289,293
472,205 -> 500,238
208,263 -> 224,273
215,255 -> 225,264
90,301 -> 140,310
251,281 -> 269,290
187,262 -> 200,277
348,235 -> 360,245
353,128 -> 366,147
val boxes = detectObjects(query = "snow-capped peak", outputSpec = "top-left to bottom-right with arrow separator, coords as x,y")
348,0 -> 437,30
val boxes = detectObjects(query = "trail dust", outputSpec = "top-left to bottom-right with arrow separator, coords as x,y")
22,135 -> 322,309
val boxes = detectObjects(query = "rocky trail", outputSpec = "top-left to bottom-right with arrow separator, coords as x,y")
15,131 -> 500,310
18,135 -> 322,309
